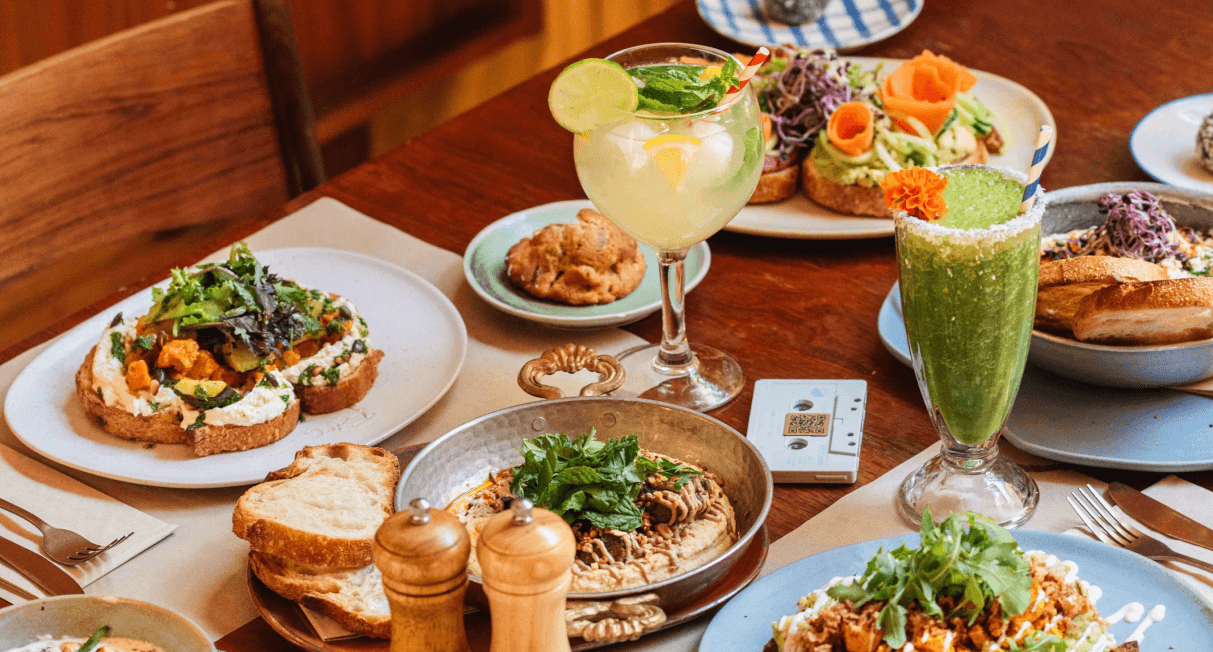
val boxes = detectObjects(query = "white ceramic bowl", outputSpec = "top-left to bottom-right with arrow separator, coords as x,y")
0,595 -> 213,652
1031,182 -> 1213,387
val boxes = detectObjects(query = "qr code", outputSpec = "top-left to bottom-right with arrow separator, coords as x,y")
784,413 -> 830,437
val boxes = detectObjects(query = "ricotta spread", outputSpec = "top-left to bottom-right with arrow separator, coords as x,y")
179,369 -> 294,427
91,319 -> 179,417
282,296 -> 370,386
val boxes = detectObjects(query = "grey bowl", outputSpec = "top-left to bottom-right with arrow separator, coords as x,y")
396,396 -> 772,613
1030,182 -> 1213,388
0,595 -> 213,651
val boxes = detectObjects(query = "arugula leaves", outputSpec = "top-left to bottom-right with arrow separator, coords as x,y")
1008,631 -> 1067,652
509,430 -> 702,532
629,58 -> 740,114
826,509 -> 1032,649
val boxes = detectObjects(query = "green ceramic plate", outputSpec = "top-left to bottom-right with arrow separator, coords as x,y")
464,200 -> 711,329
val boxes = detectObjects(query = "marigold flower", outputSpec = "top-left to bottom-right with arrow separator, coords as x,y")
881,168 -> 949,221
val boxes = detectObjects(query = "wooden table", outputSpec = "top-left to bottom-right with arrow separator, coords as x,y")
4,0 -> 1212,649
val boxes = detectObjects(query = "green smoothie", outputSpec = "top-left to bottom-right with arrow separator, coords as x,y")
897,166 -> 1041,446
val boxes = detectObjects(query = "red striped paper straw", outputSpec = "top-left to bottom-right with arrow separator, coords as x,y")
726,47 -> 771,95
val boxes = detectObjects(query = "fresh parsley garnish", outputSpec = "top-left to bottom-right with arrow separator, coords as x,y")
109,332 -> 126,364
133,335 -> 156,351
95,386 -> 103,399
280,394 -> 291,405
826,509 -> 1032,650
148,400 -> 160,413
185,412 -> 207,430
509,430 -> 702,532
326,320 -> 344,336
629,58 -> 740,114
301,364 -> 319,385
1008,631 -> 1067,652
320,366 -> 341,385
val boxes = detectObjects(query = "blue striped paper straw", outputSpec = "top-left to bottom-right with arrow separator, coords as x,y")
1020,125 -> 1053,213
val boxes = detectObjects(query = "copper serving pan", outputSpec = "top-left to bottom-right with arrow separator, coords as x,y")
394,345 -> 772,641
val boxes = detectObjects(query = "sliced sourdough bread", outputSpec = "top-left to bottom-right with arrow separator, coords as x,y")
1072,278 -> 1213,345
749,154 -> 801,204
75,349 -> 186,444
233,443 -> 401,567
186,400 -> 300,457
249,551 -> 389,639
297,349 -> 384,415
1035,256 -> 1169,334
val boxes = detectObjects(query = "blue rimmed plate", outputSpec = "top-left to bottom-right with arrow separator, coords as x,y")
697,0 -> 922,52
1130,93 -> 1213,194
464,200 -> 710,330
701,530 -> 1213,652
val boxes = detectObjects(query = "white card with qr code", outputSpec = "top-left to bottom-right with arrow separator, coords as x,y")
747,379 -> 867,484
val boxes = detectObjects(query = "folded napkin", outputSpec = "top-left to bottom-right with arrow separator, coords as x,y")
1177,377 -> 1213,397
1065,475 -> 1213,603
0,443 -> 176,600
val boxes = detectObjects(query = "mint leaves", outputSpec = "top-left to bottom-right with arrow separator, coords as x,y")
509,430 -> 702,532
826,509 -> 1032,649
629,58 -> 740,114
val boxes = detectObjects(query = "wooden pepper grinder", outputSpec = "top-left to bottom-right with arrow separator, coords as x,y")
477,498 -> 576,652
373,497 -> 471,652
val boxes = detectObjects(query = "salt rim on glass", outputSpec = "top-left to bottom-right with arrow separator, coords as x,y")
893,164 -> 1047,246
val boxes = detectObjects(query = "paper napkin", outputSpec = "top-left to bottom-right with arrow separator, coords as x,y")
0,443 -> 176,599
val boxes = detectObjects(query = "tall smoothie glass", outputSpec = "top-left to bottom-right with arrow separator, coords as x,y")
895,164 -> 1045,528
572,43 -> 764,411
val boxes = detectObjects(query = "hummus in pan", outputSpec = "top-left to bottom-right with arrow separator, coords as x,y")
449,430 -> 737,593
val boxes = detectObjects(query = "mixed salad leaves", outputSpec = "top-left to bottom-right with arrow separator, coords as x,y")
509,430 -> 702,532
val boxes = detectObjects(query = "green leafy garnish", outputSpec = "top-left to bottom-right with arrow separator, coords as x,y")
132,335 -> 156,351
148,400 -> 160,413
186,412 -> 207,431
1008,631 -> 1067,652
78,626 -> 109,652
629,58 -> 740,114
280,394 -> 291,405
301,364 -> 319,385
320,366 -> 341,385
826,509 -> 1032,649
109,332 -> 126,364
509,430 -> 701,532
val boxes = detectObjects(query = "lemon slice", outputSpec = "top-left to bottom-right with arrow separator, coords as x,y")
643,135 -> 701,189
548,58 -> 639,133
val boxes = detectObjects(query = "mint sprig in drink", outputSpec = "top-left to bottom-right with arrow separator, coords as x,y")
893,164 -> 1045,528
550,44 -> 765,411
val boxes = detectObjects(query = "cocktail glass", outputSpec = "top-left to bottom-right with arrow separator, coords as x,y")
895,164 -> 1045,528
573,43 -> 764,411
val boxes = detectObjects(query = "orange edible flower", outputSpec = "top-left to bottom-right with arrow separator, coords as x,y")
878,50 -> 977,135
881,168 -> 948,220
827,102 -> 875,156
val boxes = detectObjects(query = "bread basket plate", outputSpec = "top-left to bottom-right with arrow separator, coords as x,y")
723,56 -> 1055,239
699,530 -> 1213,652
878,282 -> 1213,472
1030,182 -> 1213,388
3,248 -> 467,488
464,200 -> 710,329
1131,93 -> 1213,194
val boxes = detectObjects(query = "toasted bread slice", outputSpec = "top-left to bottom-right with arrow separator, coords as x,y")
1035,256 -> 1169,334
297,349 -> 384,415
233,443 -> 401,567
250,551 -> 389,639
75,349 -> 186,444
1073,278 -> 1213,345
749,163 -> 800,203
185,399 -> 300,457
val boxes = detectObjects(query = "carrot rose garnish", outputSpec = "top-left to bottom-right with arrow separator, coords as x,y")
881,168 -> 949,220
879,50 -> 977,135
827,102 -> 874,156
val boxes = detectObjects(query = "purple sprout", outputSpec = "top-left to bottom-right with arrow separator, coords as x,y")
763,50 -> 875,158
1088,191 -> 1181,263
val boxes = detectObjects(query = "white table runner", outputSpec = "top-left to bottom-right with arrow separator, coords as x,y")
0,198 -> 649,639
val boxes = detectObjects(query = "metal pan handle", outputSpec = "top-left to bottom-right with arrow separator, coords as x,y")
565,593 -> 666,643
517,343 -> 626,398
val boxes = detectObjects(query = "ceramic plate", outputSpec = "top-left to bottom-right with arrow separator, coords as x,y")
724,56 -> 1056,239
0,595 -> 213,652
701,530 -> 1213,651
878,284 -> 1213,471
697,0 -> 922,52
464,200 -> 710,329
1131,93 -> 1213,194
4,248 -> 467,488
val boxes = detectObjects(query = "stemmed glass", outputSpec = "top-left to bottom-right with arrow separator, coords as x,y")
572,43 -> 764,411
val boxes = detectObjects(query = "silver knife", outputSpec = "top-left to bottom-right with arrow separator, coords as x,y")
0,534 -> 82,596
1108,482 -> 1213,553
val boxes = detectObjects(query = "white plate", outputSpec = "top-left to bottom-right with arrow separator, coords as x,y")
4,248 -> 467,488
1131,93 -> 1213,194
724,56 -> 1057,239
464,200 -> 710,329
697,0 -> 922,53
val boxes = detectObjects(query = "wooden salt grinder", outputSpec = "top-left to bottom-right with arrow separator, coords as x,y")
373,498 -> 471,652
478,498 -> 577,652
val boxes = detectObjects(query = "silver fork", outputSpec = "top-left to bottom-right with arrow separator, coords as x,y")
0,497 -> 132,566
1068,484 -> 1213,574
